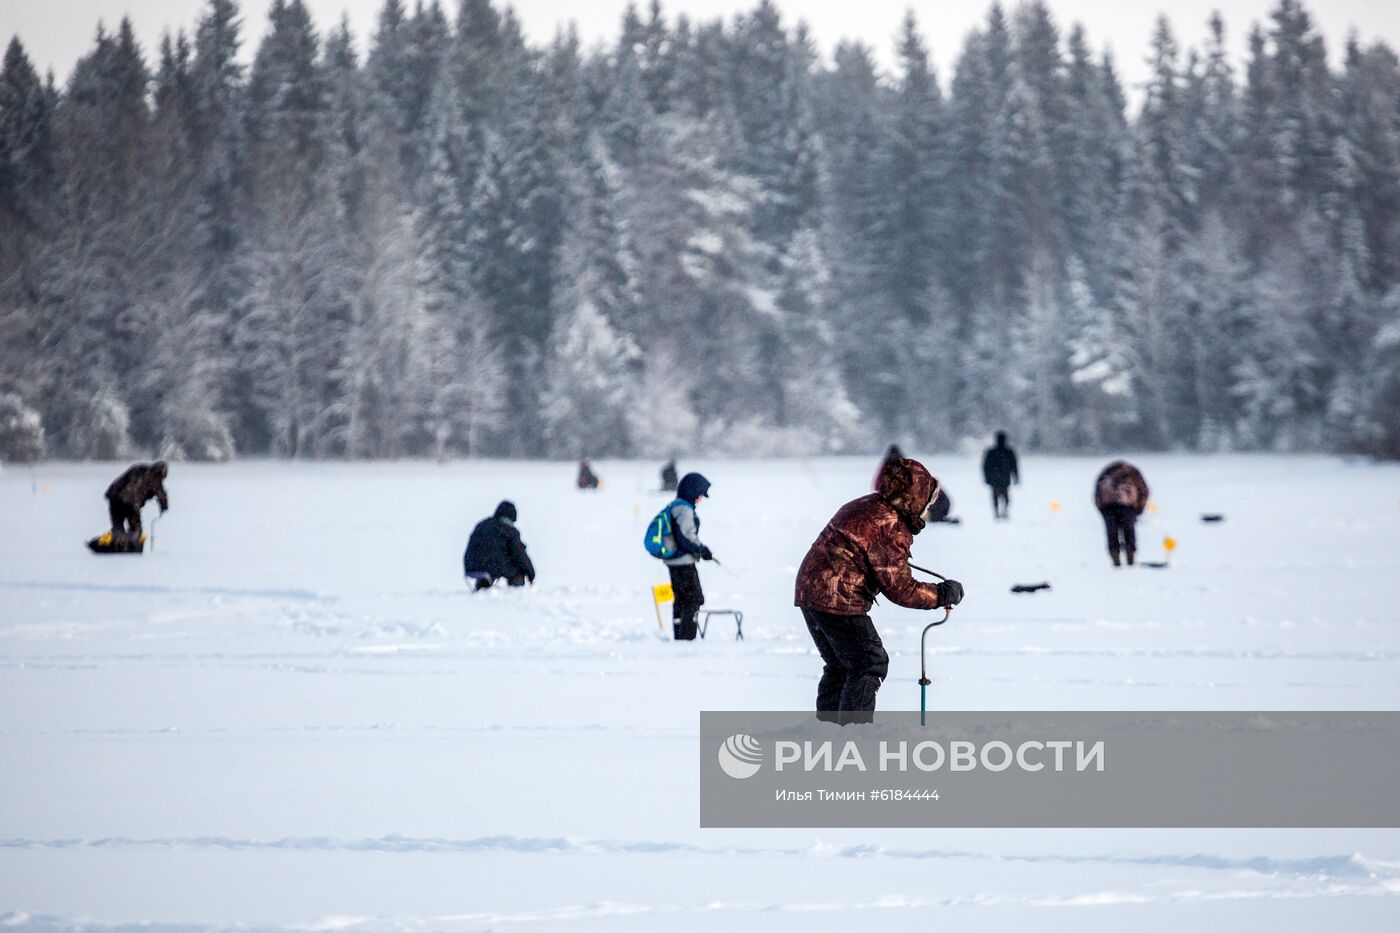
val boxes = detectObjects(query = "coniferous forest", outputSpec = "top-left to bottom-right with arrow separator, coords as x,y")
2,0 -> 1399,461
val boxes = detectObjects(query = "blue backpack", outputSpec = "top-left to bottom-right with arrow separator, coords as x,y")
644,499 -> 687,559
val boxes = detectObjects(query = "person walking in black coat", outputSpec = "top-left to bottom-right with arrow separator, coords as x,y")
981,432 -> 1019,519
464,501 -> 536,590
105,461 -> 169,541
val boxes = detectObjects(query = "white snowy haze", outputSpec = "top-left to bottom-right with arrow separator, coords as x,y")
10,0 -> 1400,91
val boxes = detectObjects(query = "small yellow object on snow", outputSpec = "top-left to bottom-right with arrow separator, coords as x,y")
651,582 -> 674,635
1164,535 -> 1177,553
1049,501 -> 1062,513
1149,502 -> 1160,514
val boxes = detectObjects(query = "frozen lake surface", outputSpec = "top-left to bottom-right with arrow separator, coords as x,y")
3,454 -> 1400,930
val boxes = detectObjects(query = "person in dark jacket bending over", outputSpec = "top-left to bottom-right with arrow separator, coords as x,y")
1094,460 -> 1149,567
659,460 -> 679,493
796,457 -> 965,723
981,431 -> 1019,519
577,459 -> 600,490
464,500 -> 536,590
105,461 -> 169,541
873,444 -> 903,490
662,472 -> 714,640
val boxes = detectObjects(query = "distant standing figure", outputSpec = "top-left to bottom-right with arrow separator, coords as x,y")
660,460 -> 678,492
105,461 -> 168,540
464,500 -> 536,590
981,431 -> 1019,519
1094,461 -> 1150,567
577,459 -> 600,490
662,472 -> 714,641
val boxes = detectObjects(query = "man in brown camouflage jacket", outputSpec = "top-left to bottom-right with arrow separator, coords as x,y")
795,456 -> 964,722
1093,459 -> 1149,566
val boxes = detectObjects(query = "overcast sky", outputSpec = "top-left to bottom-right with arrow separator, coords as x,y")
5,0 -> 1399,102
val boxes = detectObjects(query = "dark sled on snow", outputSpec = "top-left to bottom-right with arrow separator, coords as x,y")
1010,582 -> 1051,594
87,532 -> 145,554
1201,513 -> 1225,523
1139,560 -> 1170,569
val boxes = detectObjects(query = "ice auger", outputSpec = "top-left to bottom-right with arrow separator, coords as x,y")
910,561 -> 952,727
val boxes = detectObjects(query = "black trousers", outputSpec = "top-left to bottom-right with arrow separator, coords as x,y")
990,485 -> 1009,518
668,563 -> 704,640
802,608 -> 890,724
108,497 -> 141,537
1101,504 -> 1137,560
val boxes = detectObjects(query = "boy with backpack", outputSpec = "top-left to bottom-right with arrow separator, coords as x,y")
643,472 -> 714,640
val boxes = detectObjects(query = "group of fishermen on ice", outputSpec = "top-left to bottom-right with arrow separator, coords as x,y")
96,436 -> 1150,719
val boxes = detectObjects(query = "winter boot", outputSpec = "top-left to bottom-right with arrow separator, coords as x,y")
1125,548 -> 1135,566
1110,548 -> 1122,567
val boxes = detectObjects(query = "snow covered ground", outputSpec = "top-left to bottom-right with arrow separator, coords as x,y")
3,453 -> 1400,931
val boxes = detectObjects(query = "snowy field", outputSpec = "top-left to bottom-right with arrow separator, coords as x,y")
3,453 -> 1400,931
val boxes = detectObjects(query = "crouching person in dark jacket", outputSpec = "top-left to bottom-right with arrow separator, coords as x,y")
795,457 -> 964,723
105,461 -> 169,541
464,500 -> 536,590
663,472 -> 713,640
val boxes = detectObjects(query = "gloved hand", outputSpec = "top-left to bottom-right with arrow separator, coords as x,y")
159,503 -> 168,514
935,579 -> 964,607
699,547 -> 714,561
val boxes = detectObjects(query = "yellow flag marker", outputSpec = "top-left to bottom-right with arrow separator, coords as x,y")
1163,535 -> 1177,566
652,583 -> 674,633
1049,501 -> 1062,514
1149,501 -> 1160,514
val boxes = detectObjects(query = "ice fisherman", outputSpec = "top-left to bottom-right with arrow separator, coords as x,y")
463,500 -> 536,590
661,472 -> 714,641
105,461 -> 169,541
795,456 -> 964,723
659,459 -> 679,493
1094,460 -> 1150,567
927,486 -> 954,523
577,459 -> 600,490
981,431 -> 1019,519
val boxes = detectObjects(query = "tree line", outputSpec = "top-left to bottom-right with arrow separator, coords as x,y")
1,0 -> 1398,461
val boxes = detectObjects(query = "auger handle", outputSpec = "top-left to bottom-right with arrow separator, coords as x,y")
918,607 -> 951,726
909,561 -> 946,582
